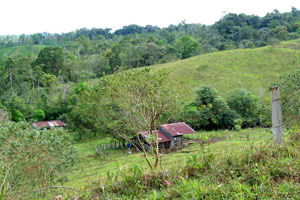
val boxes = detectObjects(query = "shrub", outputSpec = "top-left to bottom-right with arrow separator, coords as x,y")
218,109 -> 241,130
82,132 -> 300,199
32,109 -> 46,122
278,70 -> 300,127
0,121 -> 77,198
9,109 -> 23,122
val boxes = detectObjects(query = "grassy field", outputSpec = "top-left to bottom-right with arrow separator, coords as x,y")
144,39 -> 300,103
65,128 -> 275,189
0,45 -> 46,60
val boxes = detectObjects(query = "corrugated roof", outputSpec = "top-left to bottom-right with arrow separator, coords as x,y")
32,120 -> 66,129
139,130 -> 171,143
160,122 -> 195,137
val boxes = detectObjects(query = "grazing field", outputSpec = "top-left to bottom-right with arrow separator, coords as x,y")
65,128 -> 274,189
145,39 -> 300,102
62,128 -> 300,199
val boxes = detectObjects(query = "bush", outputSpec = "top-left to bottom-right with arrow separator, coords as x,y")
32,109 -> 45,122
227,89 -> 261,127
278,70 -> 300,127
84,135 -> 300,199
0,121 -> 77,198
9,109 -> 23,122
218,109 -> 242,130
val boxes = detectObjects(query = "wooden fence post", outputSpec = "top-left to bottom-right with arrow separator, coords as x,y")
270,86 -> 283,144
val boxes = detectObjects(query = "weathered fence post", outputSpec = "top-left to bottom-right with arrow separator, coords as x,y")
270,86 -> 283,144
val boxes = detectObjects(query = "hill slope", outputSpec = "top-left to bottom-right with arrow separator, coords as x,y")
147,40 -> 300,102
0,45 -> 46,60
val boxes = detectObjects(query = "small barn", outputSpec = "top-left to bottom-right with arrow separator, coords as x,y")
139,122 -> 195,149
160,122 -> 196,146
32,120 -> 66,129
140,130 -> 172,149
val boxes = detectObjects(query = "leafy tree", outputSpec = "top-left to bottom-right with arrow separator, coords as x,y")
3,58 -> 16,96
181,86 -> 241,130
175,35 -> 200,59
227,89 -> 260,127
4,95 -> 28,122
195,86 -> 218,106
68,69 -> 183,168
109,68 -> 183,169
33,47 -> 65,77
274,26 -> 288,40
66,82 -> 96,140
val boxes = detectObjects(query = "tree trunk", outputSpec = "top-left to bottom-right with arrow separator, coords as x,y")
9,67 -> 13,96
150,124 -> 160,169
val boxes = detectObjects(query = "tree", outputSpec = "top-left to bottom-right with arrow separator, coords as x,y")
110,69 -> 183,169
33,47 -> 65,77
175,35 -> 200,59
66,82 -> 97,140
227,89 -> 260,127
181,86 -> 241,130
4,95 -> 28,122
74,69 -> 182,169
4,58 -> 16,96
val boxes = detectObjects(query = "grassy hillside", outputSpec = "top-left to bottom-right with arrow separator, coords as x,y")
147,40 -> 300,102
0,45 -> 46,60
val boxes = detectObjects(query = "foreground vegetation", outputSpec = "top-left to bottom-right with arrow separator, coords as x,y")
67,128 -> 300,199
0,122 -> 77,199
65,128 -> 272,189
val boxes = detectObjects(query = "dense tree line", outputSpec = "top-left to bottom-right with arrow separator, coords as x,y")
1,9 -> 300,81
2,8 -> 300,50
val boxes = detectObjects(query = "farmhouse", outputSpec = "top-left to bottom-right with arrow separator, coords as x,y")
32,120 -> 66,129
139,122 -> 195,149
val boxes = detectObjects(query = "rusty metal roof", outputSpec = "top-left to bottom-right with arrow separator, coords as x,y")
139,130 -> 171,143
32,120 -> 66,129
160,122 -> 195,137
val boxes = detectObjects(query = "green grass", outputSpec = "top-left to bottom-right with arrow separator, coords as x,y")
145,39 -> 300,102
65,128 -> 275,189
0,45 -> 46,60
78,128 -> 297,199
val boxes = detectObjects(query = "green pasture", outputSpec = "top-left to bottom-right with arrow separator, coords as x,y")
65,128 -> 277,189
